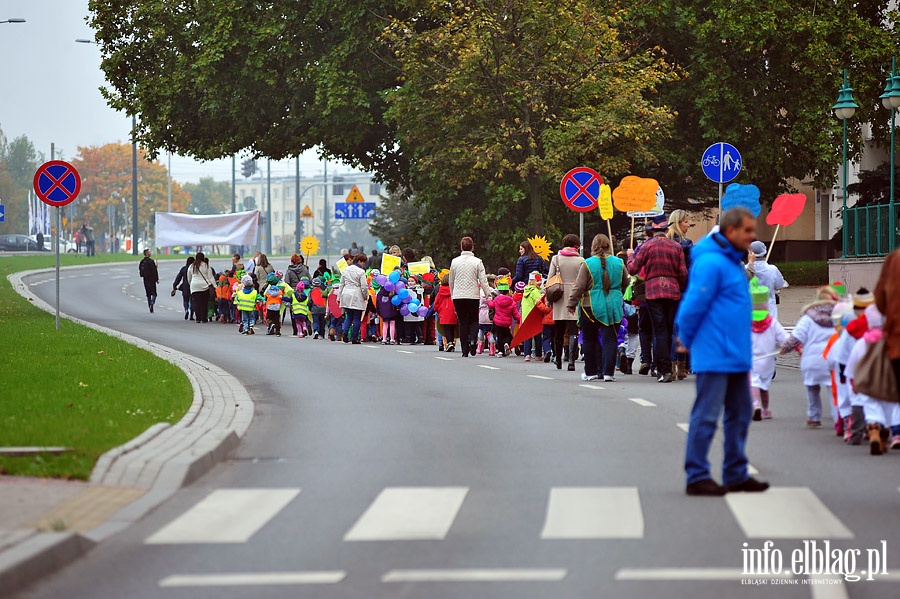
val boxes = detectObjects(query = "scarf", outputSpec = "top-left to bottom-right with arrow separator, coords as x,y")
751,315 -> 773,333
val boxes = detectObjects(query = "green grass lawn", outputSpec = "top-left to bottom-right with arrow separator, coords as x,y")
0,253 -> 193,480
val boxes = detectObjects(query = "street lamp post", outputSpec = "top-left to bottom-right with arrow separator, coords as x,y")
833,69 -> 859,258
879,57 -> 900,252
0,18 -> 25,24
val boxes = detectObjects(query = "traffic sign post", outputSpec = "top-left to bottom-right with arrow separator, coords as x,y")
701,142 -> 742,214
560,167 -> 603,256
33,159 -> 81,331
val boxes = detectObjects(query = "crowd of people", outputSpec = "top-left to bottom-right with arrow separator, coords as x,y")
136,207 -> 900,496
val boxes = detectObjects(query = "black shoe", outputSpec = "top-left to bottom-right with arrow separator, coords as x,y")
726,477 -> 770,493
149,304 -> 154,313
567,363 -> 576,372
752,408 -> 762,422
184,312 -> 189,320
686,479 -> 727,496
638,363 -> 650,375
352,339 -> 361,344
658,373 -> 674,383
543,353 -> 551,363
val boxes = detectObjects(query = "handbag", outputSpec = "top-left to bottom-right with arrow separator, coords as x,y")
854,339 -> 899,403
545,257 -> 564,303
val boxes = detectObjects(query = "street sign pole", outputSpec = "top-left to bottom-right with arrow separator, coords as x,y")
579,213 -> 584,257
51,143 -> 60,331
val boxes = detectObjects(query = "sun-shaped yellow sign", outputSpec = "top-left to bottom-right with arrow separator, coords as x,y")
528,235 -> 552,261
300,235 -> 320,256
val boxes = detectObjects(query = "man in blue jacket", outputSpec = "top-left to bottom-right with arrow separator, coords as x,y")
675,207 -> 770,496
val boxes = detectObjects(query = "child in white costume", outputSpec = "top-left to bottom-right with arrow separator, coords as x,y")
750,278 -> 787,421
846,305 -> 900,455
824,302 -> 855,441
782,286 -> 840,428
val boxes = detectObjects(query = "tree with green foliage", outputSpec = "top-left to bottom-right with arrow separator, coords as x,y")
183,177 -> 232,215
0,130 -> 45,234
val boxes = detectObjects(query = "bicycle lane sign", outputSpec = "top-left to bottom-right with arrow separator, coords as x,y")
701,142 -> 741,184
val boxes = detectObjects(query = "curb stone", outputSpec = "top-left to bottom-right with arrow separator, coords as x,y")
1,265 -> 255,597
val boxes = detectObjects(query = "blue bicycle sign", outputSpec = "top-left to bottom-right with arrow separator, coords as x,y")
701,142 -> 741,184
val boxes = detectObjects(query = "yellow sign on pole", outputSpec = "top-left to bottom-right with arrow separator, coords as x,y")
345,185 -> 365,203
301,205 -> 314,218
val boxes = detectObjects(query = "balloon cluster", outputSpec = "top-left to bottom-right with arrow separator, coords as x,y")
373,269 -> 428,317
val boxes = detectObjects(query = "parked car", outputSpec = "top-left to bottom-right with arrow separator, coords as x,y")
29,235 -> 76,253
0,234 -> 49,252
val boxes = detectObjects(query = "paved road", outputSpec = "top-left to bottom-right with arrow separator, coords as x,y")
15,262 -> 900,598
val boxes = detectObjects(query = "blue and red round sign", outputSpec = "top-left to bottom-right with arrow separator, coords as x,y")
33,161 -> 81,207
560,167 -> 603,213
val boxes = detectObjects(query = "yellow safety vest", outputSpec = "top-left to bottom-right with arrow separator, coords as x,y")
234,288 -> 257,312
291,295 -> 310,316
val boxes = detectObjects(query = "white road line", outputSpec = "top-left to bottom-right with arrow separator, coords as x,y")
344,487 -> 467,541
626,397 -> 656,407
397,350 -> 414,354
382,569 -> 567,583
579,384 -> 606,390
527,375 -> 554,380
540,487 -> 643,539
159,571 -> 346,587
675,424 -> 759,474
478,364 -> 499,370
725,487 -> 853,539
145,488 -> 300,544
434,356 -> 453,361
809,575 -> 850,599
615,568 -> 792,581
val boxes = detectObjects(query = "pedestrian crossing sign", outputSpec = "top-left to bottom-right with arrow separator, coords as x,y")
301,205 -> 314,218
345,185 -> 364,203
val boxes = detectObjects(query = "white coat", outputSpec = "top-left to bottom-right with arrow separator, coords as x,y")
751,319 -> 787,391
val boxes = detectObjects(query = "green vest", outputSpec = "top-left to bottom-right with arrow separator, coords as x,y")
584,255 -> 624,326
234,288 -> 257,312
291,295 -> 310,316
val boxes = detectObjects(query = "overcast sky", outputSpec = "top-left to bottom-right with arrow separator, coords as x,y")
0,1 -> 358,184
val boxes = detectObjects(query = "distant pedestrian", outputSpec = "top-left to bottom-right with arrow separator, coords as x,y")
547,234 -> 585,371
36,231 -> 44,251
172,256 -> 195,320
188,251 -> 216,323
138,249 -> 159,313
675,207 -> 769,496
448,236 -> 492,357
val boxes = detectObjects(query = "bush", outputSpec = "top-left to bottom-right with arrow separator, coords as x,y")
772,261 -> 828,287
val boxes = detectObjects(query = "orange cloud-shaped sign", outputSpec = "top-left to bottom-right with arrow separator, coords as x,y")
613,176 -> 659,213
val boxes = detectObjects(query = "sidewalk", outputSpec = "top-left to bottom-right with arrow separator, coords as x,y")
0,267 -> 255,598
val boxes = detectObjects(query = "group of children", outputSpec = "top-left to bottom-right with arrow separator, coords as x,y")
750,280 -> 896,455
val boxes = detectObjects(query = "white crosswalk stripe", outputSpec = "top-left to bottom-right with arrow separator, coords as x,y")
343,487 -> 468,541
541,487 -> 643,539
725,487 -> 853,539
145,488 -> 300,544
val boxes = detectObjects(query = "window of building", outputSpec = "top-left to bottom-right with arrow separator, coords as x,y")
333,184 -> 344,196
273,188 -> 280,200
250,189 -> 257,199
273,212 -> 279,224
285,211 -> 294,223
369,183 -> 381,196
286,186 -> 294,199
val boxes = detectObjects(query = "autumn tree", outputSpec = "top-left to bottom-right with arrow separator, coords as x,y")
70,144 -> 189,241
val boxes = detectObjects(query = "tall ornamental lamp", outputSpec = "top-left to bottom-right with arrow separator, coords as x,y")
879,57 -> 900,253
833,69 -> 858,258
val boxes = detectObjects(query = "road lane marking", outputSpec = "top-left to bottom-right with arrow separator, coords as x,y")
382,569 -> 567,583
540,487 -> 643,539
478,365 -> 499,370
615,568 -> 792,581
626,397 -> 656,407
145,488 -> 300,544
344,487 -> 468,541
397,350 -> 414,354
579,384 -> 606,390
434,356 -> 453,361
159,571 -> 346,587
527,375 -> 554,380
676,423 -> 689,433
725,487 -> 853,539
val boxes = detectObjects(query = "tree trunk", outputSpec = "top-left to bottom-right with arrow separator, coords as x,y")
528,172 -> 543,235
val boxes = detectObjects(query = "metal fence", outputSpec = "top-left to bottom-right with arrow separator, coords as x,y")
843,204 -> 897,257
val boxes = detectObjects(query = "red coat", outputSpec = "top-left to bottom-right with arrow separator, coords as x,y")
535,296 -> 555,325
433,285 -> 458,325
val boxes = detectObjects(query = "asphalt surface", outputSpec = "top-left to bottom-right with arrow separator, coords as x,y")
14,260 -> 900,599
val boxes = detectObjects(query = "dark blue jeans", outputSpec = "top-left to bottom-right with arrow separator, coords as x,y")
646,298 -> 678,375
685,372 -> 753,486
580,309 -> 618,378
342,308 -> 363,341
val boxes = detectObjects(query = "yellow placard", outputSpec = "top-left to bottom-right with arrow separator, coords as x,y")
613,176 -> 659,213
345,185 -> 365,203
380,253 -> 401,274
336,258 -> 348,273
527,235 -> 551,261
408,261 -> 430,275
301,205 -> 314,218
599,184 -> 613,220
300,235 -> 320,256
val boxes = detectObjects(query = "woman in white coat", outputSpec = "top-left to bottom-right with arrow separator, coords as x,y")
337,253 -> 370,344
187,252 -> 216,323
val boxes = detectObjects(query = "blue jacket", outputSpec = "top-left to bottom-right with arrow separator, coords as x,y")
513,255 -> 547,285
675,232 -> 751,373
